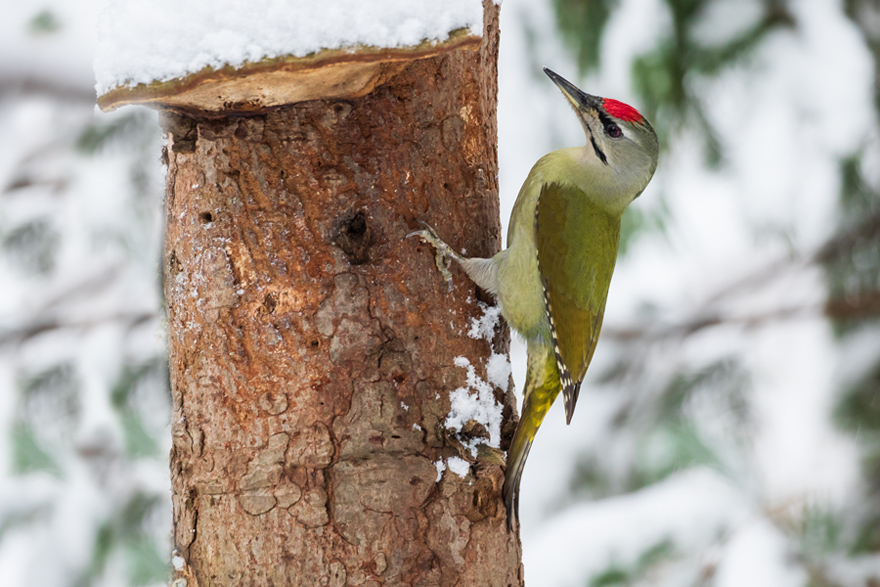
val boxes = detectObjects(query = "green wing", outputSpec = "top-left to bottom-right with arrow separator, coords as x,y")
535,182 -> 621,422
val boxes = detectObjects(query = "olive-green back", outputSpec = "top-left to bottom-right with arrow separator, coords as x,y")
536,182 -> 621,386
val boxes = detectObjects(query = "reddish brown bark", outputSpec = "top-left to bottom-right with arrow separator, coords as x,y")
163,3 -> 523,586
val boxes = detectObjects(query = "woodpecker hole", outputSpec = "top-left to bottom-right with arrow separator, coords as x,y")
199,212 -> 213,224
335,210 -> 372,265
234,121 -> 249,139
263,293 -> 277,314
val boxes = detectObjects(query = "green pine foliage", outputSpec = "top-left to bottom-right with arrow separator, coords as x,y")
2,220 -> 60,276
828,0 -> 880,569
1,69 -> 168,583
111,359 -> 170,458
80,493 -> 168,587
834,359 -> 880,437
14,364 -> 79,475
618,201 -> 669,257
819,154 -> 880,334
11,422 -> 61,476
27,9 -> 62,35
631,0 -> 793,164
572,358 -> 749,499
76,111 -> 156,155
553,0 -> 617,74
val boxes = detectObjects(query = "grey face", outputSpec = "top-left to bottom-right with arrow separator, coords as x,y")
544,67 -> 660,195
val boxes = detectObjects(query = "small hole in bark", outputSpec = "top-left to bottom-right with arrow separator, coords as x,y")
199,212 -> 213,224
263,293 -> 277,314
391,434 -> 401,439
443,183 -> 450,190
309,339 -> 320,349
335,211 -> 372,265
234,121 -> 249,139
393,374 -> 406,384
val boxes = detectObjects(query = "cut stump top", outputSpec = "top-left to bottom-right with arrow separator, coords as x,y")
97,30 -> 481,115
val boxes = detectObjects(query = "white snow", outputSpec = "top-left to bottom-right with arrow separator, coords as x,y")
713,518 -> 808,587
0,0 -> 875,585
445,356 -> 504,455
465,301 -> 512,393
94,0 -> 484,94
446,456 -> 470,478
486,352 -> 511,390
434,456 -> 472,482
433,458 -> 446,482
466,301 -> 502,341
444,301 -> 509,455
526,469 -> 748,586
171,553 -> 185,571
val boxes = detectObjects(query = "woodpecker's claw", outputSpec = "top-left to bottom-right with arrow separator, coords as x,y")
407,222 -> 456,292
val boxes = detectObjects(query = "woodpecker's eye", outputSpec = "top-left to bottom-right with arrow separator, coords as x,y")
606,124 -> 622,138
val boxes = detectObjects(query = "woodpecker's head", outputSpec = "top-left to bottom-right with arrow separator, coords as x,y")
544,67 -> 659,197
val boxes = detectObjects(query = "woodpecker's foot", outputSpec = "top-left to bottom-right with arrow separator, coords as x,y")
407,222 -> 459,291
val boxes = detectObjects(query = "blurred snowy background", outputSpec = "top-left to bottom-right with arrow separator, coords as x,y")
1,0 -> 879,585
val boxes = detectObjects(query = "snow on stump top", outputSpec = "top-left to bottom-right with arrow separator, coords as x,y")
95,0 -> 484,114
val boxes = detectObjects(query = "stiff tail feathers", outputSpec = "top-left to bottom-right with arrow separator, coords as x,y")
502,419 -> 535,532
502,347 -> 560,531
562,381 -> 582,425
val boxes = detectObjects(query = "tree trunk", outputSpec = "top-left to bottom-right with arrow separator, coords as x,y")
162,3 -> 523,586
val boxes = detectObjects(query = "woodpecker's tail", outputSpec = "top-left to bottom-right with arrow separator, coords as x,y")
503,345 -> 561,532
562,382 -> 583,425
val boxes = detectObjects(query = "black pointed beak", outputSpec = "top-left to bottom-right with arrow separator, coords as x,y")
543,67 -> 603,112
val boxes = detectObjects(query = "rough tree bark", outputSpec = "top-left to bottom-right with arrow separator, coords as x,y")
162,3 -> 523,586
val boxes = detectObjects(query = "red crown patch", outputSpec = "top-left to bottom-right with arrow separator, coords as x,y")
602,98 -> 643,123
